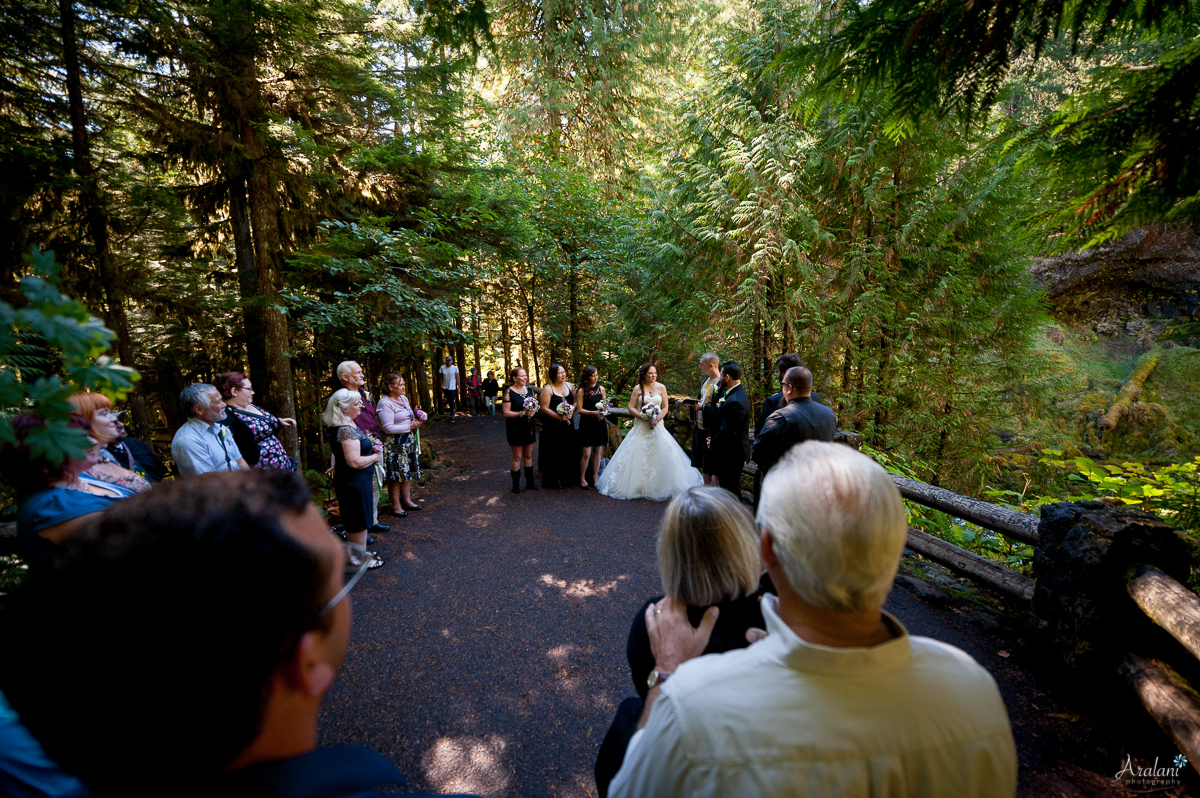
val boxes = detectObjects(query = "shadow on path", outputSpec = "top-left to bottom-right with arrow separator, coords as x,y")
319,415 -> 1139,797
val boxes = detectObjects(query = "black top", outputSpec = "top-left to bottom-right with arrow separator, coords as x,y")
105,436 -> 167,482
756,389 -> 825,436
627,574 -> 775,699
751,396 -> 838,478
219,411 -> 260,466
505,386 -> 537,445
482,378 -> 500,397
216,745 -> 476,798
327,426 -> 373,481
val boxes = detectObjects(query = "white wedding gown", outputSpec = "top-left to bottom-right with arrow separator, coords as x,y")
597,391 -> 703,501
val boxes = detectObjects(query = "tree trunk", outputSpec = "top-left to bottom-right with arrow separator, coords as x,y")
526,299 -> 541,386
500,301 -> 512,380
229,182 -> 267,381
413,346 -> 431,411
228,21 -> 298,459
470,292 -> 482,379
432,345 -> 444,413
568,251 -> 579,376
58,0 -> 152,435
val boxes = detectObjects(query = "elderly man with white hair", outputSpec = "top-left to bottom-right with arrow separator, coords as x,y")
171,383 -> 249,477
609,441 -> 1017,798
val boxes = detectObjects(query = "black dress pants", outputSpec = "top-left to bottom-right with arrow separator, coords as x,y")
595,697 -> 642,798
717,463 -> 743,496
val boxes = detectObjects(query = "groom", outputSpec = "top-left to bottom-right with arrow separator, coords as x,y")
707,360 -> 752,497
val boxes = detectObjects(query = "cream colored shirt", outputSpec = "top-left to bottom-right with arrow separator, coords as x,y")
610,594 -> 1017,798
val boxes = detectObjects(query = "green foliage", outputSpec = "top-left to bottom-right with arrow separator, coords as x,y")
805,0 -> 1200,246
0,249 -> 136,464
863,445 -> 1036,572
1039,449 -> 1200,537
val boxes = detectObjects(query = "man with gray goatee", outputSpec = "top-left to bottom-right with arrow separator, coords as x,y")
171,383 -> 249,477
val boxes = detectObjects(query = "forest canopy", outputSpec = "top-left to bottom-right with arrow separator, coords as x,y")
2,0 -> 1196,493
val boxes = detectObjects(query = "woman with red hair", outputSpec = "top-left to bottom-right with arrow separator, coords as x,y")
68,392 -> 152,493
213,372 -> 296,471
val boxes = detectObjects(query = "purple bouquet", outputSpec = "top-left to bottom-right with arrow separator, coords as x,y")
642,404 -> 660,423
598,398 -> 615,416
414,408 -> 427,421
556,402 -> 573,417
372,441 -> 383,453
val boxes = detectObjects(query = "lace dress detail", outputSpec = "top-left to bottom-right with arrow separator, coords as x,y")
597,389 -> 703,501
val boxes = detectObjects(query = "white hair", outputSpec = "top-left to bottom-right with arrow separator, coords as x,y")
180,383 -> 216,417
322,388 -> 362,428
756,441 -> 908,614
336,361 -> 359,381
700,352 -> 720,366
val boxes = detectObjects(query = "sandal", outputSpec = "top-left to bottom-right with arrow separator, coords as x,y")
367,554 -> 385,570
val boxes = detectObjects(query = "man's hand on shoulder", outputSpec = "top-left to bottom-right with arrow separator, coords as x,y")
637,598 -> 720,728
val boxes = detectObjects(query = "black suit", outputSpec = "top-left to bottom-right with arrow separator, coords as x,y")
751,396 -> 837,504
105,436 -> 168,483
709,383 -> 751,496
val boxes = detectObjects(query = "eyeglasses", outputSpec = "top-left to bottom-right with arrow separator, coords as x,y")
319,541 -> 374,618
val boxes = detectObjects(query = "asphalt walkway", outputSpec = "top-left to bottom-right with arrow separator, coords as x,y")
318,414 -> 1147,797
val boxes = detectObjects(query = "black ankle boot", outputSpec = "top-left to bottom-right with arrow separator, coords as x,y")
524,465 -> 539,490
510,470 -> 521,494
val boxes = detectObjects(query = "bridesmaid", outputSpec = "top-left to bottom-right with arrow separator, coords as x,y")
575,365 -> 609,490
502,367 -> 539,494
538,364 -> 576,489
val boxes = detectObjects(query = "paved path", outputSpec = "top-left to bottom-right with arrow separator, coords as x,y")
319,415 -> 1144,797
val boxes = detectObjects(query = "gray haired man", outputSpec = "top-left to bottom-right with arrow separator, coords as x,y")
171,383 -> 249,477
611,441 -> 1017,798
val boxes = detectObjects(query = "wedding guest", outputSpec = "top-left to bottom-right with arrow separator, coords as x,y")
502,367 -> 538,494
105,417 -> 167,483
755,354 -> 802,437
686,353 -> 721,487
334,361 -> 386,534
68,392 -> 151,493
751,366 -> 836,506
538,364 -> 576,489
595,487 -> 769,797
0,415 -> 131,571
439,356 -> 460,422
0,471 -> 466,798
377,374 -> 423,516
466,367 -> 483,416
323,389 -> 384,569
575,366 -> 609,490
214,372 -> 296,471
482,371 -> 500,415
609,443 -> 1017,798
171,384 -> 249,477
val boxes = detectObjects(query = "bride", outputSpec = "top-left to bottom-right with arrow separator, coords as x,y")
598,364 -> 703,501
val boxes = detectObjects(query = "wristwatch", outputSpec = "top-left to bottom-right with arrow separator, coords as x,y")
647,669 -> 671,689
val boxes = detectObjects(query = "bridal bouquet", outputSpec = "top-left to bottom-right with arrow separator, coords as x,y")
413,408 -> 427,421
642,404 -> 660,423
522,394 -> 539,415
556,402 -> 573,417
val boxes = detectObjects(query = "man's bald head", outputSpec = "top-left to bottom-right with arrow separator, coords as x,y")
782,366 -> 812,397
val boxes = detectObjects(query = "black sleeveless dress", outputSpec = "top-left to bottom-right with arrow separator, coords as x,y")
505,386 -> 537,446
579,385 -> 609,448
539,387 -> 576,488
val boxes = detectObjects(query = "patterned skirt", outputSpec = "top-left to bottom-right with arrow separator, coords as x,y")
382,432 -> 422,482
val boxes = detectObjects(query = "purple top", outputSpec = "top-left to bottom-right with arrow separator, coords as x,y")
376,395 -> 414,435
352,388 -> 380,436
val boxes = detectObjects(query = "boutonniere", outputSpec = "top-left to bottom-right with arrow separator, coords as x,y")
716,396 -> 727,407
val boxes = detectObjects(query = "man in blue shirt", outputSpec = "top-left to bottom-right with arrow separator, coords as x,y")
170,383 -> 249,477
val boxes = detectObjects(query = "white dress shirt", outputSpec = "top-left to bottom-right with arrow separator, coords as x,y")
610,594 -> 1017,798
171,417 -> 245,477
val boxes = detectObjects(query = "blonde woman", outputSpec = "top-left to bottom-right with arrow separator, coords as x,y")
595,486 -> 769,796
323,389 -> 383,569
